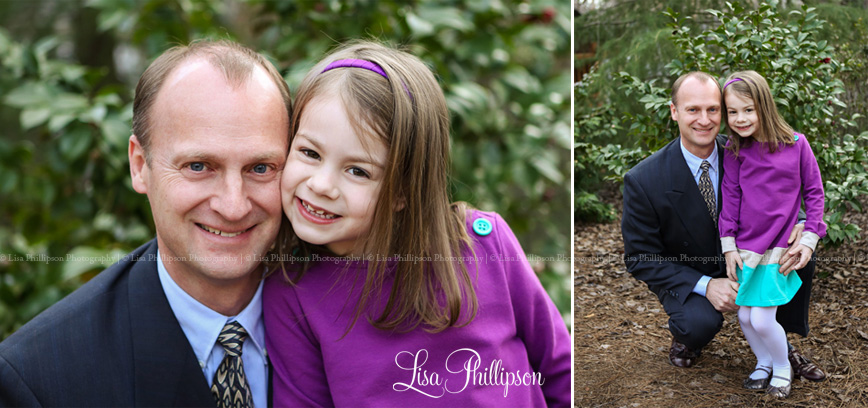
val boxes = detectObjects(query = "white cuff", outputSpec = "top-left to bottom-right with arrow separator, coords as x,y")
693,275 -> 712,297
799,231 -> 820,251
720,236 -> 737,253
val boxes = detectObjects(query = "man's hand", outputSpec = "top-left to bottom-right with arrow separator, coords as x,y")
706,278 -> 739,312
780,244 -> 813,276
724,251 -> 742,282
779,223 -> 811,273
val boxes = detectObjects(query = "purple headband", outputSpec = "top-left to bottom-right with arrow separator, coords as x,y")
321,58 -> 412,98
724,78 -> 743,89
322,58 -> 388,79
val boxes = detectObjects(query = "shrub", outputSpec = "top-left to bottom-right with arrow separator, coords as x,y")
580,1 -> 867,243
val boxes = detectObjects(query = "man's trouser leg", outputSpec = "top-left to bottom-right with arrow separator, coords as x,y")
778,257 -> 816,337
657,290 -> 724,351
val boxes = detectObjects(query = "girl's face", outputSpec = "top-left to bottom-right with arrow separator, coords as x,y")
281,93 -> 388,256
725,91 -> 758,138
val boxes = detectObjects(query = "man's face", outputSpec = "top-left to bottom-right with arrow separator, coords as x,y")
670,77 -> 721,156
130,59 -> 288,290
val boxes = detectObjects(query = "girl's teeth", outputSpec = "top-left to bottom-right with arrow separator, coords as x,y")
302,200 -> 336,219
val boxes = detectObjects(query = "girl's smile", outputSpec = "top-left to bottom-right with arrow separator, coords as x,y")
733,123 -> 753,135
296,198 -> 340,223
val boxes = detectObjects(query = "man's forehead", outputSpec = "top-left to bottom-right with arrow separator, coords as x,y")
681,100 -> 721,109
676,77 -> 720,97
678,85 -> 720,106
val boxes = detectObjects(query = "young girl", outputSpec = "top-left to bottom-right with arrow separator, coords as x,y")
263,41 -> 570,407
719,70 -> 826,399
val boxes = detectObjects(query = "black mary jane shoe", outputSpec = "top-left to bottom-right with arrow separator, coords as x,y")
766,370 -> 793,398
743,366 -> 771,390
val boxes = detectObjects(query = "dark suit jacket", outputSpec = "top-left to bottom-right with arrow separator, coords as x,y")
622,136 -> 812,335
0,239 -> 217,407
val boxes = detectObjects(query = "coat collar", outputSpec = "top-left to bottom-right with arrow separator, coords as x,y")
663,138 -> 722,255
127,240 -> 216,407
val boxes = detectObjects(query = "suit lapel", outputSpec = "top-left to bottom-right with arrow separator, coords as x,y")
663,138 -> 718,254
127,240 -> 216,407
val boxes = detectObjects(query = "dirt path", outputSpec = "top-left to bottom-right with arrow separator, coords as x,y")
574,197 -> 868,407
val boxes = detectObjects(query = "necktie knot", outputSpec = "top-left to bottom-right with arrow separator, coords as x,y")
217,321 -> 248,357
700,160 -> 711,171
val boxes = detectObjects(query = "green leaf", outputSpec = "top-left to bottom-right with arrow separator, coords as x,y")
48,114 -> 76,132
4,82 -> 55,108
417,6 -> 473,32
501,67 -> 541,94
20,108 -> 51,130
51,94 -> 89,112
0,170 -> 18,194
446,82 -> 489,116
531,156 -> 563,184
62,246 -> 130,281
80,104 -> 107,123
406,12 -> 435,37
101,116 -> 131,150
58,127 -> 93,161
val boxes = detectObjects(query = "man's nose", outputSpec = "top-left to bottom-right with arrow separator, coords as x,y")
211,172 -> 252,221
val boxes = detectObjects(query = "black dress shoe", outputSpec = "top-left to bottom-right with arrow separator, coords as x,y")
789,348 -> 826,382
669,338 -> 699,368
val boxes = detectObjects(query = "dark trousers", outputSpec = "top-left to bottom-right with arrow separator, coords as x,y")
658,257 -> 816,350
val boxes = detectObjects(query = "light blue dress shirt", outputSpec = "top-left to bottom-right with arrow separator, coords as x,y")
679,138 -> 720,206
157,251 -> 268,408
680,139 -> 719,297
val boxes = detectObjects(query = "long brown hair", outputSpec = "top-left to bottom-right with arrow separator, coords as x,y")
722,70 -> 794,156
276,40 -> 477,333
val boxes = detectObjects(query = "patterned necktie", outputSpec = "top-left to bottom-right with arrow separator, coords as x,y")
211,321 -> 254,408
699,160 -> 716,223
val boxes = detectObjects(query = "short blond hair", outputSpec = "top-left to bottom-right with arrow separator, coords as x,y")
671,71 -> 720,107
132,40 -> 291,161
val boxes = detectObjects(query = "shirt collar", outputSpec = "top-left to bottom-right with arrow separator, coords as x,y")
679,137 -> 719,178
156,249 -> 266,365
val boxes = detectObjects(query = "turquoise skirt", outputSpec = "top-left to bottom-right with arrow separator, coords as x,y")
735,248 -> 802,307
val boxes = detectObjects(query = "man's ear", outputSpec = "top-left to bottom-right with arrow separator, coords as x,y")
129,135 -> 149,194
670,101 -> 678,122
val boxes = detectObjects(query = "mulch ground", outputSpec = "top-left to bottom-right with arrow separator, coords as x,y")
574,186 -> 868,407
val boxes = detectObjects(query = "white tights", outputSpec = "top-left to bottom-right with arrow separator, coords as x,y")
738,305 -> 791,386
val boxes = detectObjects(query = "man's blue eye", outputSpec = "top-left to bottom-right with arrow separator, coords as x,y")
253,164 -> 268,174
190,162 -> 205,172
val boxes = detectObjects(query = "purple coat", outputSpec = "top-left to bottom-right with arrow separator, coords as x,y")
719,133 -> 826,254
263,210 -> 571,407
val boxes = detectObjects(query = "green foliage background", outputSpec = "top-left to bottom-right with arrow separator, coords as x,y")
576,0 -> 868,243
0,0 -> 571,339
